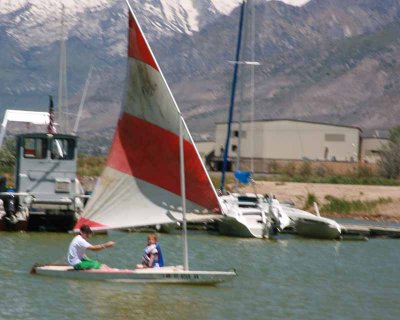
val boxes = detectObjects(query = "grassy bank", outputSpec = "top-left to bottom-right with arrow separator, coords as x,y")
321,195 -> 392,214
303,192 -> 393,215
77,155 -> 106,177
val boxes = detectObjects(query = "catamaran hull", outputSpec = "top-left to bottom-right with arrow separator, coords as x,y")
31,265 -> 236,285
217,216 -> 270,238
295,219 -> 341,239
282,206 -> 341,240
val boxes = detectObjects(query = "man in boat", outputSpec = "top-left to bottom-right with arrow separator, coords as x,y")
137,233 -> 164,268
67,224 -> 115,270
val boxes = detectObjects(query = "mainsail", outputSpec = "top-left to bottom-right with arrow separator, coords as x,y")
74,5 -> 220,231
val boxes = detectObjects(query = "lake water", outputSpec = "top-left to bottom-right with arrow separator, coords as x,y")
0,230 -> 399,320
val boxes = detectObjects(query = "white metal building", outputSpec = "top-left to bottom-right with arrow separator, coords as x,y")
360,137 -> 389,163
214,119 -> 361,162
195,141 -> 215,165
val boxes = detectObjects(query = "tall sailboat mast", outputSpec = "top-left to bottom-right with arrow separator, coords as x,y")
249,0 -> 256,173
58,4 -> 68,133
220,0 -> 260,192
220,0 -> 247,192
236,0 -> 250,192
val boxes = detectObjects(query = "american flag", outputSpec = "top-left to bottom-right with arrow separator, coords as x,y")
47,95 -> 56,134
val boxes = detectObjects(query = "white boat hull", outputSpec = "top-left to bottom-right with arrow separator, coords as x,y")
31,264 -> 236,285
218,194 -> 277,239
282,206 -> 341,240
218,215 -> 271,238
295,218 -> 341,240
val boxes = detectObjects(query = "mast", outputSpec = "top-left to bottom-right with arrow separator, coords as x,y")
249,0 -> 256,174
236,0 -> 250,192
220,0 -> 247,192
58,4 -> 68,133
179,114 -> 189,271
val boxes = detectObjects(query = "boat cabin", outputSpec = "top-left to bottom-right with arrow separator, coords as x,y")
16,133 -> 78,199
10,132 -> 83,231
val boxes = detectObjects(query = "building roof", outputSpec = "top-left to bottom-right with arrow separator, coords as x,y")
215,118 -> 362,131
360,129 -> 390,139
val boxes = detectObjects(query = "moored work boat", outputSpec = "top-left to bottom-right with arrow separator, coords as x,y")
0,105 -> 85,232
32,1 -> 236,285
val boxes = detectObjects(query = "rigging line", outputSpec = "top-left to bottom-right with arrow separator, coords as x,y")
74,65 -> 94,134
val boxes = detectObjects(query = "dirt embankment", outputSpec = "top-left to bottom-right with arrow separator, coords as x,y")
239,181 -> 400,223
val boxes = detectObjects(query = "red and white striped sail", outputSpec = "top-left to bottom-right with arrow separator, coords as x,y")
74,4 -> 220,231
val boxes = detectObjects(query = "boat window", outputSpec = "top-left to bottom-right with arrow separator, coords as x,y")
238,204 -> 257,208
242,211 -> 262,216
51,138 -> 75,160
237,196 -> 258,203
23,137 -> 48,159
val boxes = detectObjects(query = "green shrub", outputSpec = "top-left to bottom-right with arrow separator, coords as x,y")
283,162 -> 297,177
315,165 -> 327,177
77,155 -> 107,177
321,195 -> 392,214
356,165 -> 374,178
269,160 -> 279,174
299,161 -> 312,177
304,192 -> 318,210
0,138 -> 16,167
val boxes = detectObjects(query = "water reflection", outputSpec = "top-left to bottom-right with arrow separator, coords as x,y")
1,232 -> 400,319
70,282 -> 213,320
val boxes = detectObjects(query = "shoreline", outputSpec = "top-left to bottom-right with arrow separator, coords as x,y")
325,213 -> 400,224
237,181 -> 400,224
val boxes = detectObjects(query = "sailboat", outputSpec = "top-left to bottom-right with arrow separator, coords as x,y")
217,0 -> 290,238
282,204 -> 342,240
32,1 -> 236,284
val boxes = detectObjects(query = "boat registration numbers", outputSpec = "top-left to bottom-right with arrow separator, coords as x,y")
164,274 -> 200,279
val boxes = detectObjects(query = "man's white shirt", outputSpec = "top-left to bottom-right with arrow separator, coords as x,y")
67,235 -> 91,266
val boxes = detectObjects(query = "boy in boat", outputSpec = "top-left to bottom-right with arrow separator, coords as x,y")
137,233 -> 164,268
67,224 -> 115,270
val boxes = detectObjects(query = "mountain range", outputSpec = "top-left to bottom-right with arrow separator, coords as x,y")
1,0 -> 399,152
